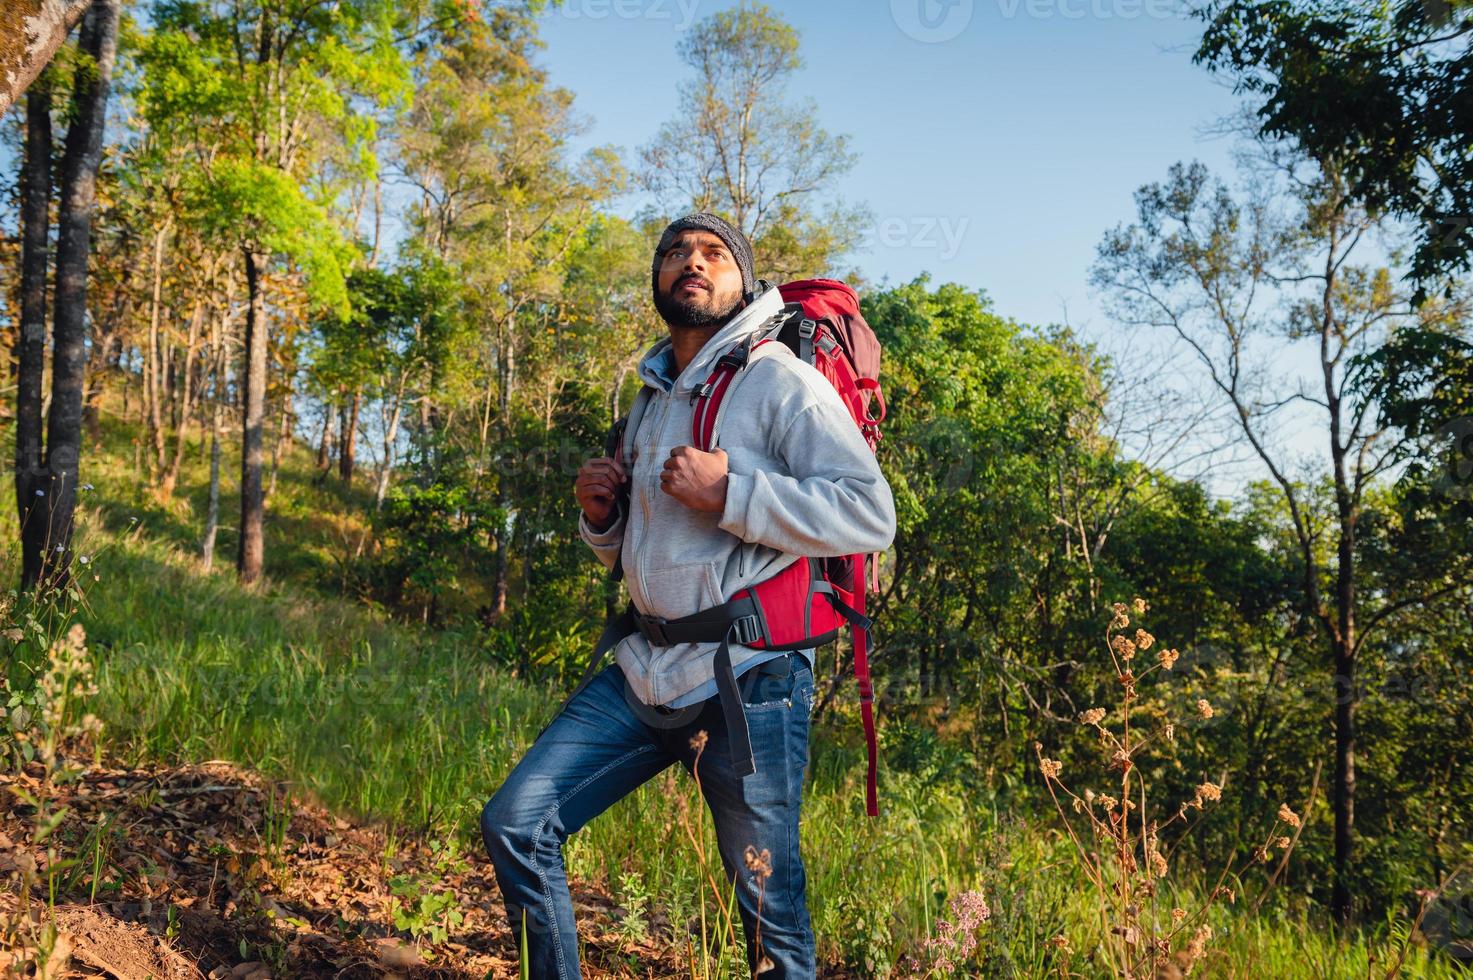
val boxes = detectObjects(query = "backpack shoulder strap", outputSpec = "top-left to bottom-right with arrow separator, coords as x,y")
609,384 -> 655,468
689,306 -> 804,452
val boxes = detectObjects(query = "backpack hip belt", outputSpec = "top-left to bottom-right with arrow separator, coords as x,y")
624,556 -> 873,786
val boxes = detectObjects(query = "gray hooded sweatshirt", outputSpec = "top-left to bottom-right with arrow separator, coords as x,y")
579,283 -> 897,708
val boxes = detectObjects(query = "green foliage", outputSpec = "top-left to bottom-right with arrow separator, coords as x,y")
3,412 -> 1463,975
1194,0 -> 1473,297
129,0 -> 410,310
388,838 -> 469,944
612,869 -> 653,946
369,480 -> 492,621
195,159 -> 355,313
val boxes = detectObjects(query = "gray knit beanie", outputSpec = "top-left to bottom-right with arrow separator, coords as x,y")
651,212 -> 756,303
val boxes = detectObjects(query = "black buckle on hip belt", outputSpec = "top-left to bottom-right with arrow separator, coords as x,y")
630,597 -> 772,779
634,609 -> 763,647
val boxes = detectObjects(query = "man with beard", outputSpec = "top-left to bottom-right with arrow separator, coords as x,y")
480,213 -> 896,979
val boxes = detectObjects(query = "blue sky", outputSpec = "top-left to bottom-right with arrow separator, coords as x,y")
530,0 -> 1246,337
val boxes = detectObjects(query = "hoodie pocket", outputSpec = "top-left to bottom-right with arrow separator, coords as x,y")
639,558 -> 724,622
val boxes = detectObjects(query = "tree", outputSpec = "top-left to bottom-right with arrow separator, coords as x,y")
1194,0 -> 1473,300
854,278 -> 1103,726
1091,154 -> 1472,920
395,9 -> 621,618
639,1 -> 866,280
0,0 -> 93,115
135,0 -> 406,583
13,0 -> 121,590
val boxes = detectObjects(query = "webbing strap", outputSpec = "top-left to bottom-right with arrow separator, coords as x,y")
690,323 -> 789,451
824,561 -> 880,817
714,627 -> 755,778
627,598 -> 761,778
853,567 -> 878,818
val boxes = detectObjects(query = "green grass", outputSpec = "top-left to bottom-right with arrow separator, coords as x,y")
2,400 -> 1465,977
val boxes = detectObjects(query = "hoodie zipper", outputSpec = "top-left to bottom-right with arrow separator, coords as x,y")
628,288 -> 782,623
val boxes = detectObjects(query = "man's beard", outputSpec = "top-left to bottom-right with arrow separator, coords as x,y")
654,276 -> 743,330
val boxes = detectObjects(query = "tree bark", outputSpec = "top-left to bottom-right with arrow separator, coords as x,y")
1330,453 -> 1359,920
200,317 -> 225,570
237,247 -> 267,584
373,371 -> 408,511
0,0 -> 93,116
490,309 -> 517,618
34,0 -> 118,589
338,387 -> 360,484
145,221 -> 171,483
160,298 -> 204,500
201,394 -> 223,570
316,403 -> 334,473
15,81 -> 53,587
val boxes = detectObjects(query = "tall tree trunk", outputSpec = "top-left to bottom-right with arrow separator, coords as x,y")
15,80 -> 53,588
338,387 -> 360,484
316,404 -> 334,474
201,320 -> 225,570
36,0 -> 118,589
267,394 -> 288,498
1330,475 -> 1359,921
160,298 -> 203,500
201,396 -> 223,570
1331,636 -> 1356,921
334,395 -> 346,472
374,373 -> 408,511
145,221 -> 170,481
237,247 -> 267,584
491,311 -> 517,618
1322,216 -> 1360,924
0,0 -> 93,116
166,334 -> 179,431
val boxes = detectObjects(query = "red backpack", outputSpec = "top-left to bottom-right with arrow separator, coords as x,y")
564,279 -> 889,817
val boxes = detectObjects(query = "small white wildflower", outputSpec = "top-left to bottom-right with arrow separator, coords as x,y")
81,483 -> 95,491
54,545 -> 64,553
78,555 -> 91,566
35,489 -> 44,497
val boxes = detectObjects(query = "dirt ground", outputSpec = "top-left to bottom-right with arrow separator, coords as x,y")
0,758 -> 698,978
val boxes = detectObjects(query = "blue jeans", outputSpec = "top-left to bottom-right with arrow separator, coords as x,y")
480,656 -> 818,979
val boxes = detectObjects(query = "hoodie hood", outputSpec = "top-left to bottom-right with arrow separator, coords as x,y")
635,282 -> 786,395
